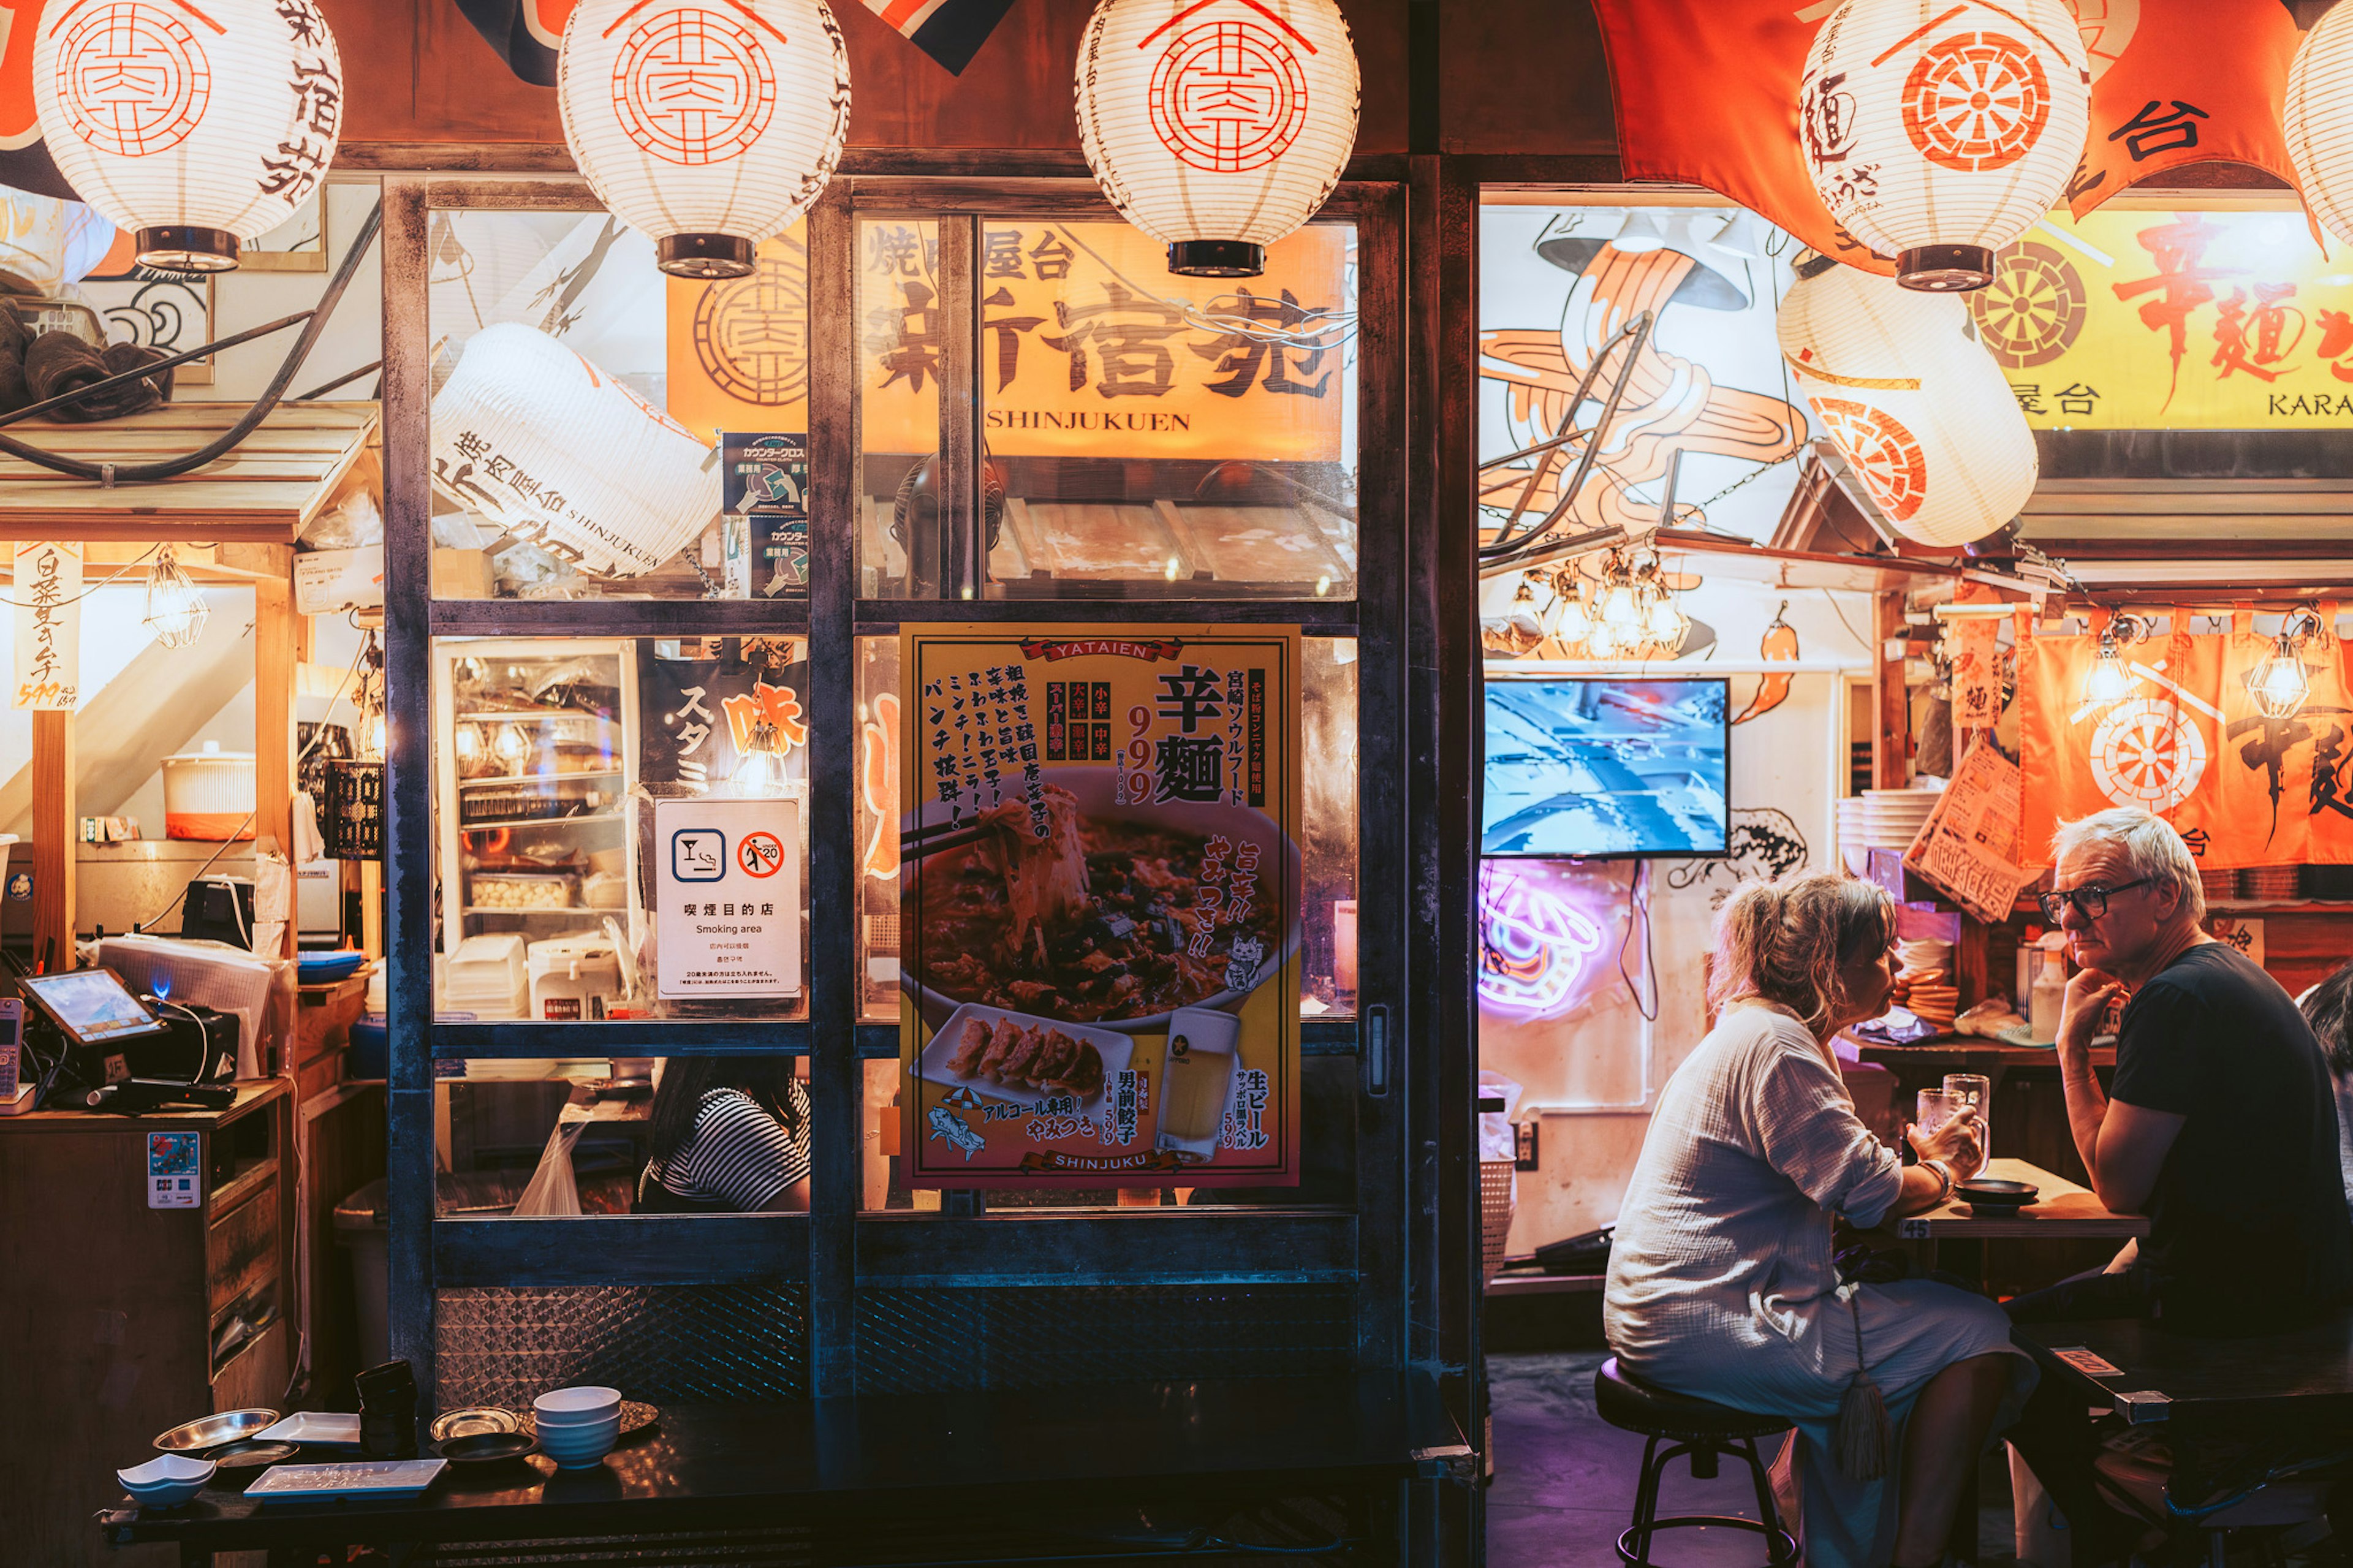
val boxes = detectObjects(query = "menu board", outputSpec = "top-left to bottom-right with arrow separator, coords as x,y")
1906,743 -> 2038,926
900,625 -> 1302,1189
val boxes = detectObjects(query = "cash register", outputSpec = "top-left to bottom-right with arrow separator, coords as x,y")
14,968 -> 240,1112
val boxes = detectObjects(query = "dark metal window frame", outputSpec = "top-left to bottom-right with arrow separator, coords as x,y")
380,172 -> 1411,1398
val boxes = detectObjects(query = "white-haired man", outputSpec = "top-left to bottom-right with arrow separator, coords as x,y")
2006,805 -> 2353,1331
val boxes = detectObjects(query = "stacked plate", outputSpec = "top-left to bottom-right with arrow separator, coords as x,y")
1837,788 -> 1942,875
1904,983 -> 1959,1031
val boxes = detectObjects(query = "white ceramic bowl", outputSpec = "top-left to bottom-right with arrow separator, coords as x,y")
532,1387 -> 622,1425
901,764 -> 1304,1036
119,1453 -> 216,1507
536,1414 -> 620,1469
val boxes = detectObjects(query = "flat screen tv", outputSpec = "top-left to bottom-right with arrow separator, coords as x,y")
1482,677 -> 1730,858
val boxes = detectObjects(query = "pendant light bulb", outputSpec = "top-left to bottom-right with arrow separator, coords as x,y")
1644,589 -> 1689,645
142,545 -> 210,649
1598,573 -> 1644,635
2080,638 -> 2134,704
1553,583 -> 1593,645
2251,637 -> 2312,721
732,716 -> 786,795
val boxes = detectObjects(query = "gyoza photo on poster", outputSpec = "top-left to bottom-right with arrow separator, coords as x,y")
900,626 -> 1302,1189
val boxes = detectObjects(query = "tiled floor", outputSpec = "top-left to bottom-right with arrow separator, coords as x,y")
1485,1351 -> 2018,1567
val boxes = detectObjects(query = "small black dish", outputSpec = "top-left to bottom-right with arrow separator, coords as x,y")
1957,1178 -> 2039,1216
203,1440 -> 301,1491
435,1431 -> 538,1466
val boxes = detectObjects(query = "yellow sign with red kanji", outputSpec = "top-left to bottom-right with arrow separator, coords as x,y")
899,624 -> 1302,1189
664,222 -> 809,448
1969,204 -> 2353,430
859,221 -> 1349,461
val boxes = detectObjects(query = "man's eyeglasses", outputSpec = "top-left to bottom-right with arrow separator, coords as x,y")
2036,877 -> 2157,924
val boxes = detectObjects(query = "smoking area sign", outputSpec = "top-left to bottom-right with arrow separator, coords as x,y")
655,797 -> 803,999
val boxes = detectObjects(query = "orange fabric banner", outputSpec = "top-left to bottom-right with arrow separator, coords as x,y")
1588,0 -> 2307,272
2020,621 -> 2353,869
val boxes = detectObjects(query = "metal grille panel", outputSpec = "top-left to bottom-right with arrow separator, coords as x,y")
855,1284 -> 1354,1393
435,1285 -> 808,1408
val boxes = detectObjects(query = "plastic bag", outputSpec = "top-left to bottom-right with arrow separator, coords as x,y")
1478,1070 -> 1523,1163
512,1102 -> 592,1217
300,487 -> 384,550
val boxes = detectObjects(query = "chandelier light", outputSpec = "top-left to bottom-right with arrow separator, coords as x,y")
2248,607 -> 2325,721
142,546 -> 210,649
2285,8 -> 2353,252
33,0 -> 343,273
559,0 -> 851,278
1075,0 -> 1360,278
1777,257 -> 2035,547
1798,0 -> 2090,290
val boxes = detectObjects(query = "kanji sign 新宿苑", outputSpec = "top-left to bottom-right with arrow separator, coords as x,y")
1966,204 -> 2353,431
900,624 -> 1302,1189
2018,609 -> 2353,869
858,219 -> 1347,463
12,542 -> 81,710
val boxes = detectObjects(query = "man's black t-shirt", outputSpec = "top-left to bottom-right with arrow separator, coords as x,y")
2111,942 -> 2353,1333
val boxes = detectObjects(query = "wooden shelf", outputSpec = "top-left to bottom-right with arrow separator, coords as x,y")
0,401 -> 378,542
458,770 -> 623,789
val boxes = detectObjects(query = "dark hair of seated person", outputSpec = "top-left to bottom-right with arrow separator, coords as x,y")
2303,959 -> 2353,1077
636,1056 -> 807,1213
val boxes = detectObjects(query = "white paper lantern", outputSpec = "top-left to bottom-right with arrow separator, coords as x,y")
2285,4 -> 2353,252
558,0 -> 849,279
1075,0 -> 1360,278
430,324 -> 722,578
1776,256 -> 2036,547
32,0 -> 341,272
0,189 -> 115,294
1798,0 -> 2088,290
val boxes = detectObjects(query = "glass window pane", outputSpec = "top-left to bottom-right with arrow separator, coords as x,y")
851,633 -> 1354,1025
858,218 -> 1358,600
424,210 -> 810,601
434,1058 -> 814,1216
431,636 -> 810,1023
857,217 -> 941,597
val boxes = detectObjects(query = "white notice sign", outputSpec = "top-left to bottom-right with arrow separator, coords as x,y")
654,795 -> 802,999
12,541 -> 82,710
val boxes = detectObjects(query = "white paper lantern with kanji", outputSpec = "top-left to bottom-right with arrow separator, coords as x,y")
430,324 -> 722,578
1798,0 -> 2089,290
32,0 -> 341,273
558,0 -> 849,279
1075,0 -> 1360,278
1776,257 -> 2036,547
2285,4 -> 2353,251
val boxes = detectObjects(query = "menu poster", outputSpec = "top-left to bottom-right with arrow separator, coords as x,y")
900,626 -> 1302,1189
1906,743 -> 2039,926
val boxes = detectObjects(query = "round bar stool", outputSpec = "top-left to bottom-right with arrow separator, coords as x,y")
1594,1357 -> 1800,1568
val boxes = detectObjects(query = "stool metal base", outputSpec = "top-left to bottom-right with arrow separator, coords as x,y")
1616,1435 -> 1800,1568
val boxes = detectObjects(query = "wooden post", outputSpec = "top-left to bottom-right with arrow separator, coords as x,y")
29,710 -> 72,970
1874,590 -> 1910,790
254,560 -> 298,959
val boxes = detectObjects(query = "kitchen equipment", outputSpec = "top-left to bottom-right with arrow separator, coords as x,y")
527,931 -> 624,1020
435,1431 -> 537,1466
181,876 -> 256,947
243,1458 -> 449,1501
206,1440 -> 301,1489
162,742 -> 257,841
430,1407 -> 521,1443
1956,1178 -> 2039,1215
153,1408 -> 280,1453
118,1453 -> 216,1507
441,934 -> 528,1020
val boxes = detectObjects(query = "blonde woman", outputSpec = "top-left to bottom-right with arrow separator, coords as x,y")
1604,872 -> 2036,1568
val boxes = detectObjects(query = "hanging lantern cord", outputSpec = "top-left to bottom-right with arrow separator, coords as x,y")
0,199 -> 383,483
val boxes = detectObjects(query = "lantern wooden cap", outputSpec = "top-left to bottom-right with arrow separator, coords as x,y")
1167,240 -> 1265,278
135,227 -> 240,275
1896,244 -> 1994,293
657,234 -> 758,279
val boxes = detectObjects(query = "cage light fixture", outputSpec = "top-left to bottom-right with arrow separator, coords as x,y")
2079,610 -> 2150,705
142,545 -> 210,649
2249,606 -> 2327,721
731,716 -> 787,795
